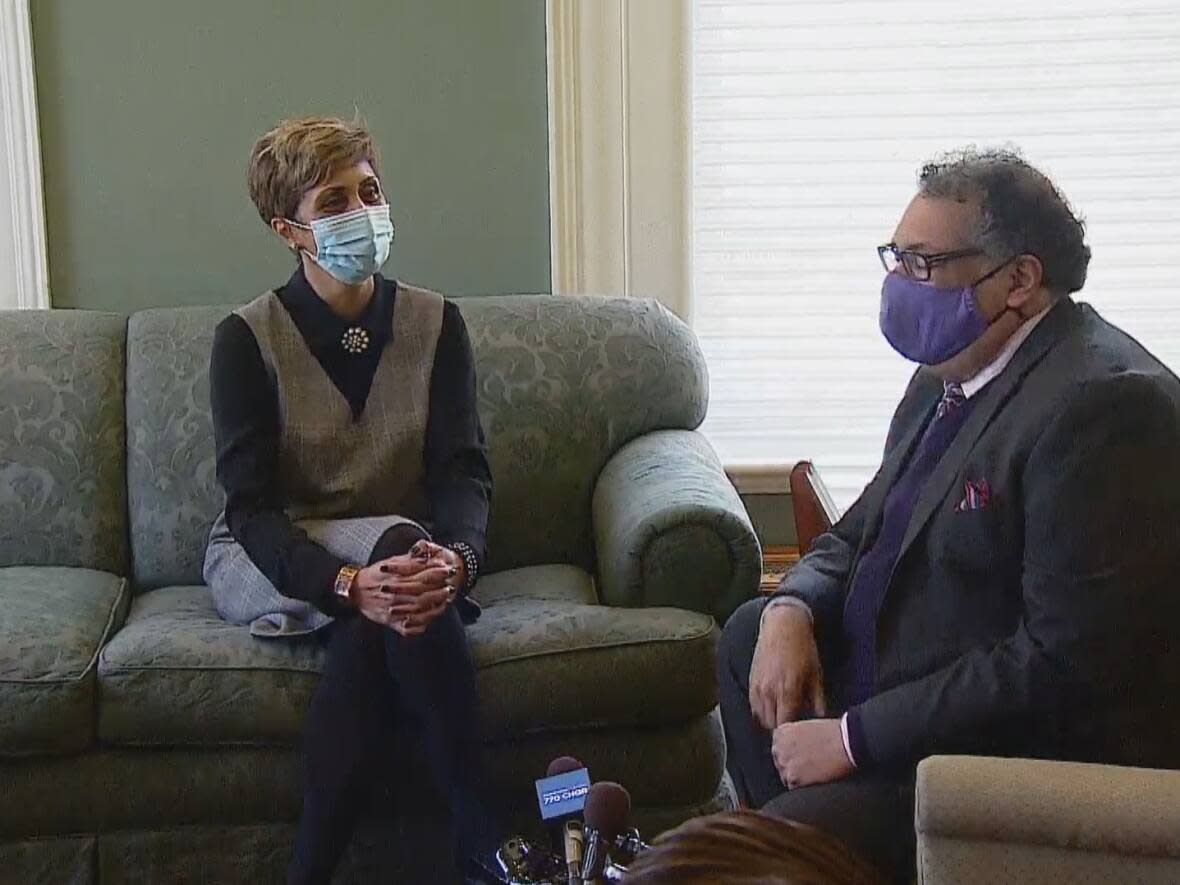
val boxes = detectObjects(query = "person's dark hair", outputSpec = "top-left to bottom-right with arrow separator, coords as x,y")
621,810 -> 887,885
918,146 -> 1091,296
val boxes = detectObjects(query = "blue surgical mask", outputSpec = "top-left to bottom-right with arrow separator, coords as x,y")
287,204 -> 395,285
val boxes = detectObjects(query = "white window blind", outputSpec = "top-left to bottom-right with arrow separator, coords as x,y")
692,0 -> 1180,508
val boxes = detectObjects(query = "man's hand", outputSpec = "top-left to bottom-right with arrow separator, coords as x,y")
748,604 -> 827,730
772,718 -> 854,790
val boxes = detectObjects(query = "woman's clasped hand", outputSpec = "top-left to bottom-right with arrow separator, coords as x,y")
349,540 -> 463,636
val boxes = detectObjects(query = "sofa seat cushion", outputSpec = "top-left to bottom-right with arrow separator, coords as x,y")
469,566 -> 719,739
97,586 -> 324,747
0,567 -> 129,756
97,565 -> 718,747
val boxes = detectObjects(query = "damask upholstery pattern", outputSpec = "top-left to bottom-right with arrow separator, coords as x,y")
0,311 -> 127,573
0,567 -> 128,756
98,567 -> 718,746
0,836 -> 95,885
456,295 -> 710,573
125,307 -> 227,590
97,586 -> 324,747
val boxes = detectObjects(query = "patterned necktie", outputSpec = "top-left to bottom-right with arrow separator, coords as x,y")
935,381 -> 966,420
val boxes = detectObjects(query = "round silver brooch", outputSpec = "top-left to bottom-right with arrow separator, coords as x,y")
341,327 -> 370,355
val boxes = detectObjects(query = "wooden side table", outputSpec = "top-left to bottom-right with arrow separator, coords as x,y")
760,546 -> 800,594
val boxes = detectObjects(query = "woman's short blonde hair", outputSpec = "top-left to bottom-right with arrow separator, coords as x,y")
247,116 -> 381,224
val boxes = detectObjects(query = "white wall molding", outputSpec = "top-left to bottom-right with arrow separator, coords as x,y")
0,0 -> 50,310
546,0 -> 691,321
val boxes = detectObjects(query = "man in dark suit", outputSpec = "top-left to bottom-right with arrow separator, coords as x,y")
718,147 -> 1180,882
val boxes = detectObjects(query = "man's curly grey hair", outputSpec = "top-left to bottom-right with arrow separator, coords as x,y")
918,146 -> 1091,296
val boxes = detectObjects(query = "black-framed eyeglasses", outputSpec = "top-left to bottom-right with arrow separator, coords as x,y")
877,243 -> 983,281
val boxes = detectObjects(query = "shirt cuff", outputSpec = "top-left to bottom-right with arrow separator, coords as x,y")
759,595 -> 814,634
844,707 -> 872,769
840,713 -> 857,768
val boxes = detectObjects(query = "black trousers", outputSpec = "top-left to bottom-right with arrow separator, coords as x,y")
287,526 -> 499,885
717,597 -> 915,884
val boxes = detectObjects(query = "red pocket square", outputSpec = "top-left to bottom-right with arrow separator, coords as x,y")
956,478 -> 991,512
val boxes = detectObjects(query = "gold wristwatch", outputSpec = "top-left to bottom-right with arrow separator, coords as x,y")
333,564 -> 361,605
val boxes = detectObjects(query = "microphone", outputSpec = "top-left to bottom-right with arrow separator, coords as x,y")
611,827 -> 652,865
547,755 -> 585,779
580,782 -> 631,885
536,756 -> 591,857
563,819 -> 584,885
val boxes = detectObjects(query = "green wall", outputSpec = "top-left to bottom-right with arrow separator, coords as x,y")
32,1 -> 551,312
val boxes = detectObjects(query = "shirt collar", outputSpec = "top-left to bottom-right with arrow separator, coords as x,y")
278,267 -> 395,353
958,306 -> 1053,400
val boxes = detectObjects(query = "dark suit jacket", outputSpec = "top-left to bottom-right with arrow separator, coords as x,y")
776,297 -> 1180,772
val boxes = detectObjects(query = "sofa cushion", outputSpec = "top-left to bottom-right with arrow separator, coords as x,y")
124,307 -> 226,591
0,836 -> 95,885
97,565 -> 718,746
470,567 -> 720,740
0,310 -> 128,574
0,567 -> 129,756
96,585 -> 324,747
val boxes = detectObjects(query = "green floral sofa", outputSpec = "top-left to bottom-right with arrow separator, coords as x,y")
0,295 -> 760,883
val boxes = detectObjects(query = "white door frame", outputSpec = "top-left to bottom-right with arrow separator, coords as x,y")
546,0 -> 692,322
0,0 -> 50,310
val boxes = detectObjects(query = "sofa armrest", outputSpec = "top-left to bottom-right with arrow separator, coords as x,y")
916,755 -> 1180,882
592,430 -> 761,622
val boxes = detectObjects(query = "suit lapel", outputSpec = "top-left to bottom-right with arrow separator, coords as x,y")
893,298 -> 1082,566
866,395 -> 935,520
851,374 -> 942,562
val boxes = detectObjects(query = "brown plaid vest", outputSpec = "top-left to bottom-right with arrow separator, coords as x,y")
234,283 -> 444,523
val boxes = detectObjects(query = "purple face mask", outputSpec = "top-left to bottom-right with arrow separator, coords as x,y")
878,273 -> 987,364
878,255 -> 1015,364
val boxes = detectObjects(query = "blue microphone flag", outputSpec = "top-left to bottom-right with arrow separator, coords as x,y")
535,767 -> 591,820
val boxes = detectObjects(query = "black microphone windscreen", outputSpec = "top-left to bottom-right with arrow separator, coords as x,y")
583,781 -> 631,840
546,755 -> 584,777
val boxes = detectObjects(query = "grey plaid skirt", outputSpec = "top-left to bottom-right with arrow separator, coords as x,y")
204,510 -> 422,638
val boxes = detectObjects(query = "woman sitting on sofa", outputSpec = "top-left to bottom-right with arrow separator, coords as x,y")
204,115 -> 505,884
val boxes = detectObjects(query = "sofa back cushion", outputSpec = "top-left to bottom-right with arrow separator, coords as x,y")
0,310 -> 128,574
125,308 -> 225,590
125,294 -> 707,589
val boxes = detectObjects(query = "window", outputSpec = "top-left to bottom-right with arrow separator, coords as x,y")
692,0 -> 1180,507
